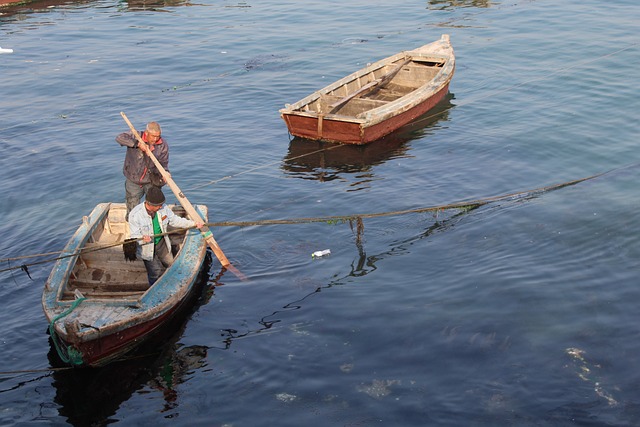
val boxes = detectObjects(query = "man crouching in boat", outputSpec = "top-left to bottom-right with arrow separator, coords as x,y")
128,186 -> 204,285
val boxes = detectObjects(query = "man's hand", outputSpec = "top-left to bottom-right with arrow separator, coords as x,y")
142,235 -> 152,243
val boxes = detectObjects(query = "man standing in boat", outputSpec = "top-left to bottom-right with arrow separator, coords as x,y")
116,121 -> 169,218
128,186 -> 204,285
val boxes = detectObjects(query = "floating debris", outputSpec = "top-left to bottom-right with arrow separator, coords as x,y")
311,249 -> 331,258
243,53 -> 288,71
356,379 -> 401,399
340,363 -> 354,373
565,347 -> 618,406
275,392 -> 298,403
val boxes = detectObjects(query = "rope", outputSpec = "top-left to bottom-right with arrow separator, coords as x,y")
48,297 -> 86,366
0,170 -> 605,275
187,144 -> 344,191
0,226 -> 202,270
204,172 -> 602,227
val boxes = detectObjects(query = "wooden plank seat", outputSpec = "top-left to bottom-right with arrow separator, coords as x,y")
62,288 -> 144,300
66,241 -> 149,300
364,82 -> 416,102
333,97 -> 389,116
391,63 -> 440,88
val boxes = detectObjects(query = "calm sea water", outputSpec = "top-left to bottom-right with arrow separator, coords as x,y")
2,0 -> 640,425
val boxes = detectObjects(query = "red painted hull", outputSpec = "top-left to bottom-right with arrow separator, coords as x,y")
360,83 -> 449,143
282,83 -> 450,145
66,288 -> 198,367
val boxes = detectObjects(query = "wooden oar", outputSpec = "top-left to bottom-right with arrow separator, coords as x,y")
120,112 -> 246,281
329,56 -> 412,113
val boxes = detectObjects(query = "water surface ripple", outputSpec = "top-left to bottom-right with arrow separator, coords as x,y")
1,0 -> 640,425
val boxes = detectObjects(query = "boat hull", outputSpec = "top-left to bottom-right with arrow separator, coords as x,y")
281,83 -> 449,144
43,202 -> 209,367
280,34 -> 455,145
59,270 -> 206,367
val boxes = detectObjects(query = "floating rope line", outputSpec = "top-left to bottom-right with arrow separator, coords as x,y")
205,172 -> 603,228
0,170 -> 605,275
0,225 -> 208,272
187,144 -> 345,191
0,239 -> 138,273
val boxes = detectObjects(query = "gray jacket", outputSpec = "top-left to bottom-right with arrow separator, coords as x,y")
116,130 -> 169,185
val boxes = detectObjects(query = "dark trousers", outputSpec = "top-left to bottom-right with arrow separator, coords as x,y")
125,179 -> 155,218
144,239 -> 174,285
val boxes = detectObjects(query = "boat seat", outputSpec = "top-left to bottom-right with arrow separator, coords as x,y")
392,64 -> 441,88
66,241 -> 149,300
334,97 -> 389,116
314,94 -> 343,113
364,83 -> 415,102
62,288 -> 145,300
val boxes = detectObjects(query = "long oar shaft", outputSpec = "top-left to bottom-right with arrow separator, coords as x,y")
120,112 -> 237,273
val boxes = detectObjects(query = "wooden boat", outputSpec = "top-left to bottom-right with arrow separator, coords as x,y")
282,92 -> 453,179
42,202 -> 208,367
280,34 -> 455,145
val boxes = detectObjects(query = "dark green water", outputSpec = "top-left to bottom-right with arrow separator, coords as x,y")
1,0 -> 640,425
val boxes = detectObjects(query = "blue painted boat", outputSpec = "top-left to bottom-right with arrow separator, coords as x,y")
42,202 -> 208,367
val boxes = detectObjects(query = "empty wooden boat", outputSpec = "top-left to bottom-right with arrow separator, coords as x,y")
42,202 -> 208,367
280,34 -> 455,145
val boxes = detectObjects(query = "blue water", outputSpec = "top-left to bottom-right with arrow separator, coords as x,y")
2,0 -> 640,425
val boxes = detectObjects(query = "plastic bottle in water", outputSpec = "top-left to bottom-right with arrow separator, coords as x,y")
311,249 -> 331,258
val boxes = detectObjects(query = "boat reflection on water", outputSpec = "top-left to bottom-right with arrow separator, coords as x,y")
281,94 -> 453,182
121,0 -> 191,11
0,0 -> 93,17
50,343 -> 209,424
428,0 -> 494,9
49,254 -> 217,426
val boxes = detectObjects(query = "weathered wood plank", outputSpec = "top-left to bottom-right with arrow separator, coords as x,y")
328,57 -> 412,113
63,290 -> 143,300
335,98 -> 389,117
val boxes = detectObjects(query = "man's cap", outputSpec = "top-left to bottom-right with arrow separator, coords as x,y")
146,186 -> 166,206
